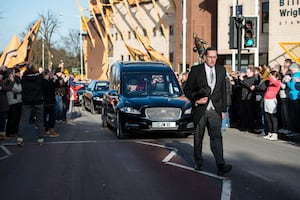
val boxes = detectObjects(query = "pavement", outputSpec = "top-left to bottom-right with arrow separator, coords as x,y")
223,127 -> 300,145
276,131 -> 300,144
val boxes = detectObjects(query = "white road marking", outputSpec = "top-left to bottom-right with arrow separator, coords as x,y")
247,171 -> 276,183
138,141 -> 232,200
0,145 -> 12,160
221,179 -> 232,200
46,140 -> 98,144
137,141 -> 176,151
162,150 -> 177,163
165,161 -> 228,180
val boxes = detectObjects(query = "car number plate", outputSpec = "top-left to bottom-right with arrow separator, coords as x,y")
152,122 -> 176,128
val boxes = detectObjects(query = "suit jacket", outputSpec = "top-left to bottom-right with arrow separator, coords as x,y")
183,63 -> 227,124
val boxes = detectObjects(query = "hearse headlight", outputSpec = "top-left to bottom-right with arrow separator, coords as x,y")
184,107 -> 192,115
120,107 -> 141,114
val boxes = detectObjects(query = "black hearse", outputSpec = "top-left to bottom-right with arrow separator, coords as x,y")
101,61 -> 193,138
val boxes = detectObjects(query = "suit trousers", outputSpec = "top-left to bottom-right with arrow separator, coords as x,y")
194,109 -> 225,166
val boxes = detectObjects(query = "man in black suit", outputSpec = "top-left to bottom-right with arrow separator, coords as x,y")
184,47 -> 232,176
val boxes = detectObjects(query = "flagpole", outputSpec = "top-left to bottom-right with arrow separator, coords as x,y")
80,23 -> 83,80
42,37 -> 45,70
232,0 -> 237,71
182,0 -> 187,72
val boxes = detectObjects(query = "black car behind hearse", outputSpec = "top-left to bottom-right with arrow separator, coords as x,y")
101,61 -> 194,138
82,80 -> 109,114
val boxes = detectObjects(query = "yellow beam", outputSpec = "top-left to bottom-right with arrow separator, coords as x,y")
123,0 -> 151,48
76,0 -> 95,47
134,0 -> 152,39
108,0 -> 125,41
7,19 -> 42,68
151,0 -> 167,40
0,35 -> 20,66
279,42 -> 300,64
95,0 -> 114,44
89,3 -> 105,44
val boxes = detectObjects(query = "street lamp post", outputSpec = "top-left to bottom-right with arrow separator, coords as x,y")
236,15 -> 244,72
182,0 -> 187,72
79,8 -> 89,80
80,28 -> 83,80
42,37 -> 45,70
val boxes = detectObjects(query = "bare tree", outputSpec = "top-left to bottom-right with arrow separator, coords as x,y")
59,29 -> 81,70
60,29 -> 80,57
39,10 -> 60,71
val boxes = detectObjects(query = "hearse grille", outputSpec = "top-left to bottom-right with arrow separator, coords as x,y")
145,107 -> 182,121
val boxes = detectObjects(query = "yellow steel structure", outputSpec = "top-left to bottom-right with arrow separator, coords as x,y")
279,42 -> 300,64
0,19 -> 42,68
120,0 -> 172,66
0,35 -> 20,67
76,0 -> 172,80
108,0 -> 151,61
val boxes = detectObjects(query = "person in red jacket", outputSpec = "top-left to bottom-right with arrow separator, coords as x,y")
263,71 -> 281,141
67,75 -> 83,120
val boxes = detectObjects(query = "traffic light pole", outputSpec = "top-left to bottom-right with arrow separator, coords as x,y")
235,16 -> 243,72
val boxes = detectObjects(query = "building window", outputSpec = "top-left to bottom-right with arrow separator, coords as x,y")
143,28 -> 147,37
169,52 -> 174,63
128,55 -> 131,61
121,55 -> 124,61
128,31 -> 131,39
160,26 -> 164,36
262,2 -> 269,33
223,54 -> 250,71
115,32 -> 118,41
153,27 -> 157,37
169,25 -> 174,36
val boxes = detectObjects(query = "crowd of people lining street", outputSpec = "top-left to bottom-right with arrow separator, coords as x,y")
0,58 -> 300,146
0,63 -> 85,146
176,58 -> 300,141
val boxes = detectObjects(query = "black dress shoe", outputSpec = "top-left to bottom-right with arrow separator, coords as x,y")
194,164 -> 203,171
217,164 -> 232,176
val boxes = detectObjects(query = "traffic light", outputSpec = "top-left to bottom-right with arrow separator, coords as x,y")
229,17 -> 239,49
243,17 -> 257,48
